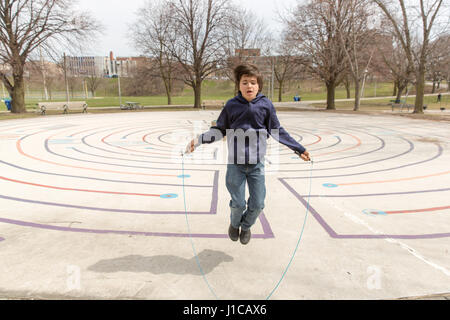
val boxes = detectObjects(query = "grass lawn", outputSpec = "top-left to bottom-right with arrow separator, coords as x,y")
311,95 -> 450,111
1,80 -> 448,121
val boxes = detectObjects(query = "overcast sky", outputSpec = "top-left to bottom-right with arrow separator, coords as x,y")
75,0 -> 299,57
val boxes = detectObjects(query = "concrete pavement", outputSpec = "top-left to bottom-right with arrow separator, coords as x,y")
0,110 -> 449,300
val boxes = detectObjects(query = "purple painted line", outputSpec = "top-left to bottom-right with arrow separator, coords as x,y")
279,178 -> 339,238
0,213 -> 274,239
308,187 -> 450,198
0,159 -> 212,188
0,194 -> 212,215
78,129 -> 220,168
283,141 -> 442,180
279,178 -> 450,239
273,127 -> 387,165
27,125 -> 183,168
209,171 -> 219,214
332,233 -> 450,240
259,211 -> 275,238
0,237 -> 4,242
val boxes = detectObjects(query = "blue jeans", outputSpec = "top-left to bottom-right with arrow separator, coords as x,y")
226,162 -> 266,231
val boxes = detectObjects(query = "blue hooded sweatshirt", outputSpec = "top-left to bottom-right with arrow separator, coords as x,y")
199,92 -> 306,164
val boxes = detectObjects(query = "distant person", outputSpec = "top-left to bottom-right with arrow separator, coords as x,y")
437,93 -> 442,102
185,64 -> 311,245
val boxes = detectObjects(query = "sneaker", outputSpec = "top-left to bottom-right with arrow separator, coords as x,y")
240,229 -> 251,245
228,224 -> 240,242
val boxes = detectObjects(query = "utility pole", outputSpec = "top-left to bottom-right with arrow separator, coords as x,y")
84,79 -> 88,99
117,68 -> 122,106
360,69 -> 368,100
63,53 -> 70,103
271,58 -> 275,101
40,47 -> 49,100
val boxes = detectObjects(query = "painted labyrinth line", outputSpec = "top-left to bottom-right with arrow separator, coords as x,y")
0,121 -> 270,238
0,114 -> 449,240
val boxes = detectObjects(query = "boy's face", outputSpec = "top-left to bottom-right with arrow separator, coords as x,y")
240,75 -> 259,102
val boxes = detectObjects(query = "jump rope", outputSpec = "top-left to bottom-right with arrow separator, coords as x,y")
180,149 -> 314,300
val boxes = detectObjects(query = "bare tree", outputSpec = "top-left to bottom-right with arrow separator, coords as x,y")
223,7 -> 272,88
380,36 -> 413,102
86,74 -> 101,98
337,0 -> 377,111
427,33 -> 450,93
441,35 -> 450,91
372,0 -> 448,113
165,0 -> 231,108
270,34 -> 303,102
131,0 -> 178,105
284,0 -> 351,110
0,0 -> 100,113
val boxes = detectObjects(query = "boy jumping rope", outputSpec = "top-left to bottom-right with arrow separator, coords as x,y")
185,64 -> 311,245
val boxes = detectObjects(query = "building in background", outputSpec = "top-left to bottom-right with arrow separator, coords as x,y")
66,56 -> 106,77
66,51 -> 140,78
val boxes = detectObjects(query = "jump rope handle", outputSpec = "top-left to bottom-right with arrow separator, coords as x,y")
295,151 -> 314,164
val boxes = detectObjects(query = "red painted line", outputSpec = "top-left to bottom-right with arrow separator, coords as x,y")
386,205 -> 450,214
101,129 -> 172,156
304,133 -> 322,146
314,132 -> 362,157
0,176 -> 161,197
16,136 -> 178,178
339,170 -> 450,186
142,127 -> 185,149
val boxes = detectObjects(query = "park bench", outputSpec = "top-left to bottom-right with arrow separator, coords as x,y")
390,103 -> 428,112
390,102 -> 414,112
120,101 -> 143,110
36,101 -> 88,115
202,100 -> 225,110
389,99 -> 406,104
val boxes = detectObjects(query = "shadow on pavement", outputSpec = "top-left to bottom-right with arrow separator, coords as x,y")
87,249 -> 234,275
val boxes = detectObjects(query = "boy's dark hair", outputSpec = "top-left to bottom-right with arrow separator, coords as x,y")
234,64 -> 264,93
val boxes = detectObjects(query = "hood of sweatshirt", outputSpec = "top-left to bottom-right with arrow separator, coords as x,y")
236,92 -> 266,104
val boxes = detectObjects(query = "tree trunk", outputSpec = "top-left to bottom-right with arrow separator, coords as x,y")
11,73 -> 27,113
393,81 -> 398,97
414,66 -> 425,114
162,76 -> 172,105
396,85 -> 405,102
345,77 -> 351,99
354,78 -> 361,111
278,80 -> 283,102
432,81 -> 436,94
193,80 -> 202,108
326,81 -> 336,110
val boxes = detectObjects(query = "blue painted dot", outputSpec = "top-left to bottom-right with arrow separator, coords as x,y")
146,147 -> 153,149
178,175 -> 191,179
363,209 -> 387,216
323,183 -> 338,188
160,193 -> 178,199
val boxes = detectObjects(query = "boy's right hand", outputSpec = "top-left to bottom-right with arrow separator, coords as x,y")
185,138 -> 198,154
296,150 -> 311,162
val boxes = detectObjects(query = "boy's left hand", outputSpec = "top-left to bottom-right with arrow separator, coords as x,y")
184,138 -> 198,154
297,151 -> 311,162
